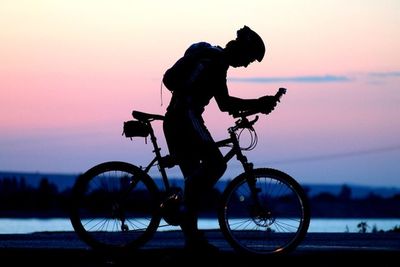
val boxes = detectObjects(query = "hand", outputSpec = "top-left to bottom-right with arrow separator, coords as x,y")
258,95 -> 277,114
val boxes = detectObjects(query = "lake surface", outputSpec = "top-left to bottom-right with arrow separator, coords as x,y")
0,218 -> 399,234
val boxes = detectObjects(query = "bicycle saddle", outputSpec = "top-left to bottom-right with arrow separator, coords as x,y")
132,110 -> 165,122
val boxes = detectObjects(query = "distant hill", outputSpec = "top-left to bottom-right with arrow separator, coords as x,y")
1,171 -> 399,199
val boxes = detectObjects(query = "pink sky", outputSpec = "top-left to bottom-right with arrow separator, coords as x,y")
1,1 -> 399,187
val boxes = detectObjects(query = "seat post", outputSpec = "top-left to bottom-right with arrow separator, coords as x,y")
147,122 -> 170,191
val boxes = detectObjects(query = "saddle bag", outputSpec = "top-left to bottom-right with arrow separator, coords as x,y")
122,120 -> 150,138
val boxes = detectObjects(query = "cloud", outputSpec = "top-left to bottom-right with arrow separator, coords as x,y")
362,71 -> 400,85
367,71 -> 400,78
228,71 -> 400,84
229,75 -> 352,84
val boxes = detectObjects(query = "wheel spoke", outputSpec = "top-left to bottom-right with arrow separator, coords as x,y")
70,162 -> 161,250
219,168 -> 310,255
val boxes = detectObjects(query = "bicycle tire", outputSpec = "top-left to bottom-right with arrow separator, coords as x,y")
218,168 -> 310,255
69,161 -> 161,252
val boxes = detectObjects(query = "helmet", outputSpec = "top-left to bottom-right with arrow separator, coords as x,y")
236,25 -> 265,62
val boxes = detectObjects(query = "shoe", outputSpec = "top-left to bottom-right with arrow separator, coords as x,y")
160,188 -> 184,226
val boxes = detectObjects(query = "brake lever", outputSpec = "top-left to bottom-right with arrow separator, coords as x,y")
249,115 -> 259,125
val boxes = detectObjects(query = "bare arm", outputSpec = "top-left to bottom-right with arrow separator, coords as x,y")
216,94 -> 260,114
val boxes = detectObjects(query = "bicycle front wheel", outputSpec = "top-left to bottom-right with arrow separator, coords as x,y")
218,168 -> 310,255
69,161 -> 161,251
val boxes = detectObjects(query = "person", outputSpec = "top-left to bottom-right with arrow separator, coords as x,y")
162,25 -> 278,252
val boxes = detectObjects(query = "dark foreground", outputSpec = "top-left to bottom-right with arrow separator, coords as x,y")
0,231 -> 399,267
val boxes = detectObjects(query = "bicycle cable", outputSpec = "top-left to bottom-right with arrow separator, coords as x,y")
237,127 -> 258,151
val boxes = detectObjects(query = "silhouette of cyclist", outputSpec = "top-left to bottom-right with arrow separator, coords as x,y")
163,25 -> 277,252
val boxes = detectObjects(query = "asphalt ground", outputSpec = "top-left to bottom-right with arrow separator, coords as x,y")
0,231 -> 399,267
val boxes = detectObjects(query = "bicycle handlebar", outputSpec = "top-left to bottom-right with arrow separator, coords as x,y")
230,115 -> 259,132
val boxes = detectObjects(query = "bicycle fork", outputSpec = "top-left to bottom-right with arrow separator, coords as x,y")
238,155 -> 262,208
242,161 -> 274,226
233,139 -> 274,225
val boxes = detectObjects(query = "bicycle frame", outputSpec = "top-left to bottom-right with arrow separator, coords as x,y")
140,115 -> 259,195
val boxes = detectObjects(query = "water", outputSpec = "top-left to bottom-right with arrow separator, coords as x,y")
0,218 -> 399,234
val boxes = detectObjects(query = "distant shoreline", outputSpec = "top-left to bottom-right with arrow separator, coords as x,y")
1,171 -> 400,198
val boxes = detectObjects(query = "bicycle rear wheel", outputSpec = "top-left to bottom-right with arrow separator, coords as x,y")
69,161 -> 161,251
218,168 -> 310,255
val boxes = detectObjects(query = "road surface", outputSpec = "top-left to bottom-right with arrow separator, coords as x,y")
0,231 -> 399,266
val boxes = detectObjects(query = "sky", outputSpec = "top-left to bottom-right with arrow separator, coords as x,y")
0,0 -> 399,187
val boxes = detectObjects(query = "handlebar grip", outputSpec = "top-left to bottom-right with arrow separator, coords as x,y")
275,87 -> 287,102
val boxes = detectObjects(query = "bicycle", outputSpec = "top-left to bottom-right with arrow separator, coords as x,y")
69,88 -> 310,256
